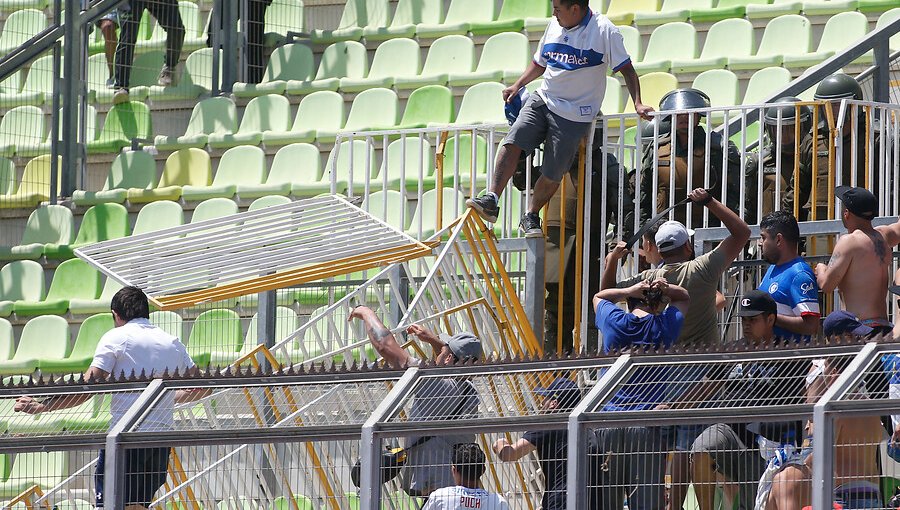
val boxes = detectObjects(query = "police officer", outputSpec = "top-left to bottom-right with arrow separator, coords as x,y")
640,88 -> 742,227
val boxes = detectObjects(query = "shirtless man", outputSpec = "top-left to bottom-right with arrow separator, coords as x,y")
815,186 -> 900,336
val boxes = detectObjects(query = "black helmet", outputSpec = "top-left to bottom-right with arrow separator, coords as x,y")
639,117 -> 671,143
658,88 -> 711,113
764,97 -> 811,126
813,73 -> 863,101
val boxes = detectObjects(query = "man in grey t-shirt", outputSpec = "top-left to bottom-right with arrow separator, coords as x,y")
349,306 -> 483,496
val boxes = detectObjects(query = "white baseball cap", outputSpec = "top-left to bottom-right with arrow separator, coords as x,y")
655,220 -> 690,253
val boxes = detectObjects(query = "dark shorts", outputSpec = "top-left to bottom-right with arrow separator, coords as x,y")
691,423 -> 768,510
504,94 -> 592,183
95,447 -> 170,508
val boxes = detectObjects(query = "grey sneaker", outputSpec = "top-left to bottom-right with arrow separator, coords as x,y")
466,193 -> 499,223
105,76 -> 115,89
519,212 -> 543,238
157,64 -> 177,87
112,87 -> 129,105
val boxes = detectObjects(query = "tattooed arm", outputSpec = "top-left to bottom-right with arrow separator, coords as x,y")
349,306 -> 411,369
815,239 -> 851,294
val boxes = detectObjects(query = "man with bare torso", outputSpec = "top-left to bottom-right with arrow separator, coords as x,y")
815,186 -> 900,336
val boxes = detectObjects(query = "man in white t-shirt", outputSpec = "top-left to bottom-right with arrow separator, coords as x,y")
422,443 -> 509,510
14,286 -> 209,510
467,0 -> 653,238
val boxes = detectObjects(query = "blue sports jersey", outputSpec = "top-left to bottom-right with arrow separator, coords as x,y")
759,257 -> 820,342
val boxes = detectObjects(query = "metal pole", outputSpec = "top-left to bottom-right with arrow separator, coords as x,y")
388,264 -> 408,329
238,0 -> 250,84
59,0 -> 83,198
257,288 -> 277,373
873,40 -> 891,103
49,40 -> 61,204
220,0 -> 239,93
524,236 -> 545,349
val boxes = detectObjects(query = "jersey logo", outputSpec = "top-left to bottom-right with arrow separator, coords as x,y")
768,282 -> 778,294
580,105 -> 593,116
800,281 -> 815,294
542,43 -> 605,70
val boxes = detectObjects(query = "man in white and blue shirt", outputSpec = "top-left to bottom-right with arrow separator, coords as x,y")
467,0 -> 653,237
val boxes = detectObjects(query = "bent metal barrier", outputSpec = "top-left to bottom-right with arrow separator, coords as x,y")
2,339 -> 900,509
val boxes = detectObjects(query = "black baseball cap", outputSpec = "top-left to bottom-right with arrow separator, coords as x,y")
534,378 -> 582,408
835,186 -> 877,220
736,290 -> 778,317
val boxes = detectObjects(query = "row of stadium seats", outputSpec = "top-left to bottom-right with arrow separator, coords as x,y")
608,0 -> 898,25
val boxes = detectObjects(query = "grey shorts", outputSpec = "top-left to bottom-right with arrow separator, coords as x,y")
504,94 -> 592,183
589,427 -> 667,510
691,423 -> 767,510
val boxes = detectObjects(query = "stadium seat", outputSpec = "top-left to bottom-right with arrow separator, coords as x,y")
262,90 -> 344,146
14,54 -> 53,106
190,197 -> 239,223
619,25 -> 642,62
294,139 -> 376,196
85,53 -> 111,104
690,0 -> 769,22
0,157 -> 11,196
742,66 -> 793,104
150,310 -> 183,339
363,0 -> 442,40
379,137 -> 434,191
264,0 -> 306,47
0,71 -> 26,108
0,0 -> 47,12
239,144 -> 315,198
634,0 -> 713,25
132,200 -> 185,235
17,105 -> 99,158
0,315 -> 69,375
183,145 -> 266,200
52,499 -> 95,510
271,495 -> 315,510
39,313 -> 114,373
406,188 -> 466,238
804,0 -> 859,15
0,154 -> 59,209
0,260 -> 45,317
0,9 -> 47,55
394,35 -> 474,89
127,148 -> 212,203
860,0 -> 899,13
233,44 -> 314,98
605,0 -> 660,25
633,22 -> 696,74
13,258 -> 102,315
438,133 -> 488,192
626,72 -> 678,113
208,95 -> 291,149
94,50 -> 164,103
310,0 -> 388,43
140,1 -> 205,53
154,96 -> 238,150
87,101 -> 153,154
0,105 -> 45,157
44,202 -> 130,259
0,205 -> 73,261
746,0 -> 803,18
68,277 -> 122,315
415,0 -> 497,38
0,319 -> 11,360
286,41 -> 369,95
783,11 -> 868,68
729,15 -> 812,70
340,38 -> 420,92
73,150 -> 156,205
494,187 -> 524,237
340,87 -> 400,133
453,82 -> 506,125
470,0 -> 550,35
148,47 -> 221,101
875,8 -> 900,52
187,309 -> 243,368
397,85 -> 454,129
602,75 -> 624,114
692,69 -> 740,108
447,32 -> 529,86
0,451 -> 67,496
671,18 -> 754,74
248,195 -> 292,210
225,307 -> 298,366
363,189 -> 409,230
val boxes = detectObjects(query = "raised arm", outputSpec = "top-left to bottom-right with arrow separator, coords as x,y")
815,237 -> 852,293
600,241 -> 629,291
617,62 -> 653,121
503,61 -> 545,103
349,305 -> 411,369
690,188 -> 751,263
492,437 -> 537,462
655,279 -> 690,316
594,280 -> 647,310
877,219 -> 900,248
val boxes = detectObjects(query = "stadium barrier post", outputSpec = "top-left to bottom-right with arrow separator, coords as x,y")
525,236 -> 545,350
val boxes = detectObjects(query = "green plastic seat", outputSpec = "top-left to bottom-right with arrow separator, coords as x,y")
233,44 -> 314,98
94,50 -> 163,103
454,82 -> 506,125
133,200 -> 185,235
17,105 -> 99,158
155,96 -> 238,150
187,308 -> 242,368
602,75 -> 623,114
398,85 -> 454,129
729,15 -> 812,70
224,307 -> 298,366
470,0 -> 550,35
14,258 -> 103,315
0,260 -> 45,317
605,0 -> 660,25
634,0 -> 713,25
436,133 -> 488,192
0,105 -> 45,157
73,203 -> 131,248
248,195 -> 292,210
394,35 -> 474,90
183,145 -> 266,200
860,0 -> 899,13
140,1 -> 205,52
311,0 -> 389,43
633,22 -> 696,74
87,101 -> 153,154
40,313 -> 114,373
294,139 -> 375,196
190,197 -> 239,223
363,189 -> 409,230
378,137 -> 434,191
340,87 -> 399,134
0,9 -> 47,55
0,452 -> 67,497
0,157 -> 11,195
0,0 -> 47,12
73,150 -> 157,205
416,0 -> 497,38
690,0 -> 769,22
363,0 -> 442,40
448,32 -> 529,86
0,70 -> 27,108
263,91 -> 344,146
627,72 -> 678,114
85,53 -> 112,103
0,315 -> 69,375
875,8 -> 900,52
784,11 -> 868,68
243,144 -> 317,198
340,38 -> 420,92
746,0 -> 803,18
619,25 -> 642,62
15,54 -> 54,106
405,188 -> 466,239
264,0 -> 306,47
0,319 -> 11,360
271,495 -> 315,510
692,69 -> 739,108
148,47 -> 221,101
150,310 -> 183,339
0,155 -> 59,209
128,148 -> 212,203
68,276 -> 123,315
207,95 -> 291,148
0,205 -> 73,261
671,18 -> 753,74
742,66 -> 792,104
286,41 -> 369,95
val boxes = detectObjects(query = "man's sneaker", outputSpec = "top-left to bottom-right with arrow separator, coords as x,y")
105,77 -> 115,89
519,213 -> 543,238
157,65 -> 177,87
466,193 -> 499,223
112,87 -> 129,105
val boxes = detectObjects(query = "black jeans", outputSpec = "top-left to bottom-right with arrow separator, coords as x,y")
114,0 -> 184,88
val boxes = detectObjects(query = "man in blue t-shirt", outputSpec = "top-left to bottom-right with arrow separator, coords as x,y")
757,211 -> 821,341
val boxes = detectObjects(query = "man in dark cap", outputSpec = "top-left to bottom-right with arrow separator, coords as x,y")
816,186 -> 900,336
